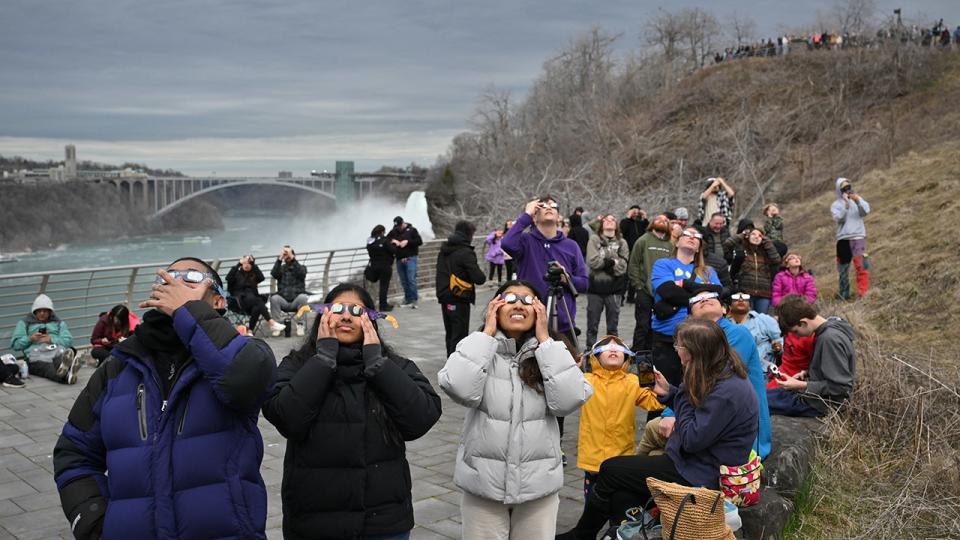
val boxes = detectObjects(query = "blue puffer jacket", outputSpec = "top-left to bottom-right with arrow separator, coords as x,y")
53,301 -> 276,540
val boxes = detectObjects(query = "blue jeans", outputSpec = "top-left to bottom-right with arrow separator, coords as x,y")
767,388 -> 822,417
396,256 -> 419,302
365,533 -> 410,540
751,296 -> 771,315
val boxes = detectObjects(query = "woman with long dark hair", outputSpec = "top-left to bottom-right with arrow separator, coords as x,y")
226,255 -> 285,335
262,283 -> 442,539
558,319 -> 758,539
439,280 -> 592,539
367,224 -> 398,311
89,304 -> 139,366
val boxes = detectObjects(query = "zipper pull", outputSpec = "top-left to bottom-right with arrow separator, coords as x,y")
136,386 -> 144,409
161,400 -> 168,413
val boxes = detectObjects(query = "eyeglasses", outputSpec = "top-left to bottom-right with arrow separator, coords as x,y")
688,292 -> 719,306
681,230 -> 703,240
592,342 -> 636,357
730,293 -> 751,301
537,202 -> 559,209
502,293 -> 534,305
325,303 -> 366,317
156,270 -> 226,297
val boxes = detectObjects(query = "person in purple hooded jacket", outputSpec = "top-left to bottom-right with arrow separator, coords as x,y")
501,195 -> 588,342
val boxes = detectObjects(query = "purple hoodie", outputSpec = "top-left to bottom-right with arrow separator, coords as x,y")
501,212 -> 589,333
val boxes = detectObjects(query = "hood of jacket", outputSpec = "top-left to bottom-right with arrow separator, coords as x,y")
835,177 -> 851,199
586,335 -> 631,380
817,316 -> 855,341
440,231 -> 473,254
31,294 -> 54,314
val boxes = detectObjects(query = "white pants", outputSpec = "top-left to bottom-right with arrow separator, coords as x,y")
460,491 -> 560,540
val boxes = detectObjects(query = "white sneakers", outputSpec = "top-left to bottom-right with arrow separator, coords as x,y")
269,320 -> 286,337
295,321 -> 305,337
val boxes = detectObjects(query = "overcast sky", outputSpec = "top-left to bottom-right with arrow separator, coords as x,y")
1,1 -> 956,176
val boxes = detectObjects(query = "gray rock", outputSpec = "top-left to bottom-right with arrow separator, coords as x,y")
761,415 -> 824,498
739,488 -> 794,540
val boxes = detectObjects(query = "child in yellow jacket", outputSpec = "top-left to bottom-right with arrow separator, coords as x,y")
577,335 -> 664,501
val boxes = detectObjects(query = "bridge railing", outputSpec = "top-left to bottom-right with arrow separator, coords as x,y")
0,239 -> 450,357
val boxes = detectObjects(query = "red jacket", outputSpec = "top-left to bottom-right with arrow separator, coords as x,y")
90,312 -> 140,348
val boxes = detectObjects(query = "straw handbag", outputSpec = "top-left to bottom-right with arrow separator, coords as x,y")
644,478 -> 734,540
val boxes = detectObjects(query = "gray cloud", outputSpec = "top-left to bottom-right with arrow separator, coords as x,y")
2,0 -> 956,175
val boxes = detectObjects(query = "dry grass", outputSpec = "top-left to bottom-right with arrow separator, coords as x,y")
777,142 -> 960,538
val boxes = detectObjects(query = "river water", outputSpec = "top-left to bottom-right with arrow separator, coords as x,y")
0,192 -> 436,274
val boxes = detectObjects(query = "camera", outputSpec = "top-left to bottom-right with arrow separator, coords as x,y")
544,261 -> 564,286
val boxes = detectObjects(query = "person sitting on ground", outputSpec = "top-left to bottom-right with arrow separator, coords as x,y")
228,254 -> 285,336
578,335 -> 663,502
54,257 -> 277,539
89,304 -> 140,367
388,216 -> 424,308
558,319 -> 758,540
771,252 -> 817,306
763,203 -> 788,256
270,245 -> 309,336
10,294 -> 79,384
501,195 -> 589,342
584,215 -> 630,348
262,283 -> 441,539
697,176 -> 736,228
729,228 -> 781,314
727,292 -> 783,369
640,291 -> 772,461
436,220 -> 487,356
484,227 -> 506,284
439,280 -> 591,539
366,224 -> 398,312
768,294 -> 856,416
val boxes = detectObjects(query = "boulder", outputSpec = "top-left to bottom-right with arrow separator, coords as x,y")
739,488 -> 794,540
761,415 -> 825,498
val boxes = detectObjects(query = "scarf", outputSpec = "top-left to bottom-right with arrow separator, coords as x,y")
134,310 -> 190,397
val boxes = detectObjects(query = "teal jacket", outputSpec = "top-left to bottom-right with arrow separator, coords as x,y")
10,313 -> 74,358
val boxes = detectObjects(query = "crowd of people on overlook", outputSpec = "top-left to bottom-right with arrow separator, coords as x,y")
0,172 -> 869,538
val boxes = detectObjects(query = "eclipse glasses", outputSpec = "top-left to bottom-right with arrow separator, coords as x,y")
155,270 -> 227,298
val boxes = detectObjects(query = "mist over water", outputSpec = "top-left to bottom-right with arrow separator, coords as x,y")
0,192 -> 435,274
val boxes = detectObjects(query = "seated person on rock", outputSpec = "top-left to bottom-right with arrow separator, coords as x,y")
768,295 -> 856,417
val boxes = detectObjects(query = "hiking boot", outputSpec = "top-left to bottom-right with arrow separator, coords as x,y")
2,375 -> 25,389
269,320 -> 286,336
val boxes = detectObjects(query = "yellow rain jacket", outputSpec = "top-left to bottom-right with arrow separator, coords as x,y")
577,342 -> 664,473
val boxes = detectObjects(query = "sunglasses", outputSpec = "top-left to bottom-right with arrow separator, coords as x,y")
502,293 -> 535,305
731,292 -> 752,301
303,304 -> 399,328
688,292 -> 719,306
681,230 -> 703,240
537,202 -> 559,209
591,342 -> 635,357
156,270 -> 226,297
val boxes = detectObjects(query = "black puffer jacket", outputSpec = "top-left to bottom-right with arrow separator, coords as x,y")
367,235 -> 397,269
226,263 -> 265,296
435,231 -> 486,304
262,340 -> 442,540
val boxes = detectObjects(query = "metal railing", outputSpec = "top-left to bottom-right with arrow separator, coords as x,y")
0,239 -> 448,356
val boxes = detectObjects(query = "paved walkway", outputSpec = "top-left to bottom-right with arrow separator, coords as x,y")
0,288 -> 642,538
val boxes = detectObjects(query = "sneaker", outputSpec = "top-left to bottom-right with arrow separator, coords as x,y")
409,302 -> 418,310
55,349 -> 74,379
2,375 -> 25,388
295,321 -> 305,337
269,320 -> 285,337
63,350 -> 81,385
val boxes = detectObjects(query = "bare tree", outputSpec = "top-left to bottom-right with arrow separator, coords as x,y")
679,8 -> 720,68
833,0 -> 877,36
727,12 -> 757,47
645,9 -> 685,87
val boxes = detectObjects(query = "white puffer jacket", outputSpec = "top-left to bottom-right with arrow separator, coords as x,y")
439,331 -> 593,504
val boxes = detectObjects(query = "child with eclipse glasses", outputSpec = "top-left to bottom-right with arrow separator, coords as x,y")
576,335 -> 664,502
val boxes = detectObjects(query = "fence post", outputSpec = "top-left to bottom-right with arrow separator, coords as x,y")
322,250 -> 335,296
126,268 -> 139,307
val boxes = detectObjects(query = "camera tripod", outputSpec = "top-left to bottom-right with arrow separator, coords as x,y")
544,277 -> 579,354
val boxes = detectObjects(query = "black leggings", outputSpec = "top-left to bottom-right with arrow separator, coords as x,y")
235,291 -> 271,330
91,347 -> 112,367
592,454 -> 690,526
488,262 -> 503,282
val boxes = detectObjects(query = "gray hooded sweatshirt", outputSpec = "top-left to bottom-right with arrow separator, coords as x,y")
802,317 -> 856,413
830,177 -> 871,240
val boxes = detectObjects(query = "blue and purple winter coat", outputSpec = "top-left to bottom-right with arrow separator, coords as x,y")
53,301 -> 276,540
501,212 -> 589,333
